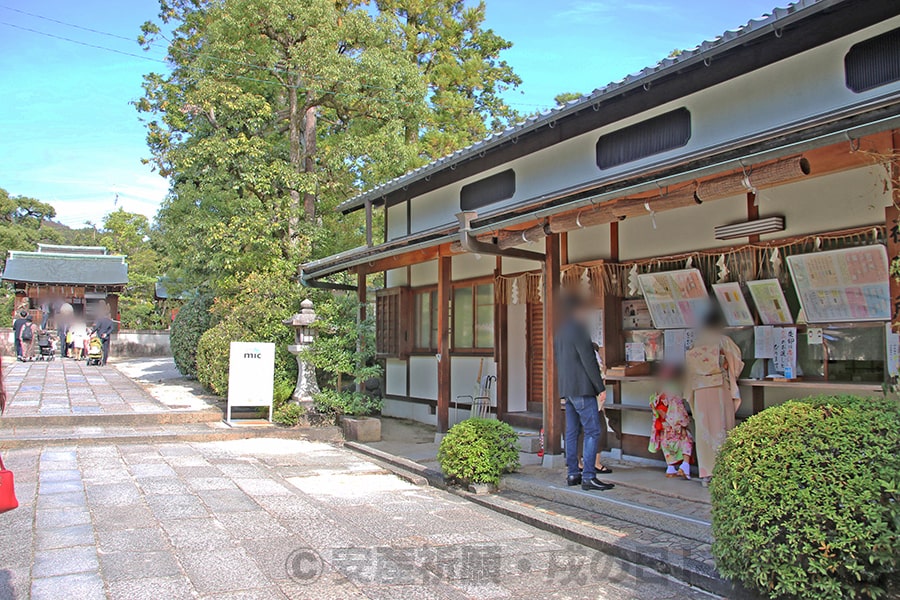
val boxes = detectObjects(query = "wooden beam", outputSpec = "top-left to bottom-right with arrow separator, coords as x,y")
361,245 -> 443,274
365,201 -> 374,247
542,233 -> 563,455
495,256 -> 508,420
436,255 -> 452,433
609,221 -> 619,263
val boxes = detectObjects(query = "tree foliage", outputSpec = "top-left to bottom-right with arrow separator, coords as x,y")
0,187 -> 60,268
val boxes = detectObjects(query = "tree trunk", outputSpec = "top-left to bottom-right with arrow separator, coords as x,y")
302,92 -> 317,223
287,79 -> 302,243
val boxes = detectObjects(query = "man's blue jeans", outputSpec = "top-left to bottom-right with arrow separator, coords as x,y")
565,395 -> 600,481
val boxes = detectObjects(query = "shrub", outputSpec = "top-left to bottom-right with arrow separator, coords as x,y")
711,395 -> 900,600
170,293 -> 216,378
194,272 -> 299,397
313,389 -> 382,418
438,418 -> 521,486
273,402 -> 305,426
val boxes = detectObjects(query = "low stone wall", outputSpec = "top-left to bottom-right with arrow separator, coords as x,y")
0,328 -> 171,358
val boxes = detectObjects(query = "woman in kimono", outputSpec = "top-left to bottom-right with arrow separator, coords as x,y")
649,365 -> 693,479
684,328 -> 744,485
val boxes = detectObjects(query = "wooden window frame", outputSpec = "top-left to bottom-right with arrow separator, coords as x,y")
411,286 -> 438,354
451,276 -> 495,355
375,287 -> 412,359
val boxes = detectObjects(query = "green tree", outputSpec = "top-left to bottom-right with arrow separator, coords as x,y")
377,0 -> 522,159
97,209 -> 168,329
138,0 -> 426,286
553,91 -> 583,105
0,188 -> 60,266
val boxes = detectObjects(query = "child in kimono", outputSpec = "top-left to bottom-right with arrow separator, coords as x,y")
649,365 -> 693,479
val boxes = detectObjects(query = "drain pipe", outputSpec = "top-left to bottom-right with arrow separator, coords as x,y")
456,211 -> 545,262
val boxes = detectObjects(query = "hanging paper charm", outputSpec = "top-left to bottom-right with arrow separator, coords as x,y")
716,254 -> 729,283
628,264 -> 640,297
769,247 -> 782,278
580,267 -> 591,294
685,256 -> 693,269
510,277 -> 520,305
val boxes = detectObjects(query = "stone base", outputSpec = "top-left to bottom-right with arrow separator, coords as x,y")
541,453 -> 566,469
340,416 -> 382,443
468,482 -> 497,495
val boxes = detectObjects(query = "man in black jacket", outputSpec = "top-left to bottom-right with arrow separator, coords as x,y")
92,309 -> 116,366
12,309 -> 28,361
554,295 -> 614,492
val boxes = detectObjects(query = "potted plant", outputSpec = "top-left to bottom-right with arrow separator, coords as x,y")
314,389 -> 383,442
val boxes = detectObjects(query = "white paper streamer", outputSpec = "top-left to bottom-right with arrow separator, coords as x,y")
716,254 -> 729,282
628,264 -> 640,297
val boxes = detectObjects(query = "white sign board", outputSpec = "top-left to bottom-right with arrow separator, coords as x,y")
226,341 -> 275,423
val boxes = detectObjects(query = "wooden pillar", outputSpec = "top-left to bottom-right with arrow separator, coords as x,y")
365,201 -> 374,247
543,233 -> 563,455
495,257 -> 508,419
107,294 -> 120,331
436,255 -> 452,433
356,271 -> 367,393
889,130 -> 900,336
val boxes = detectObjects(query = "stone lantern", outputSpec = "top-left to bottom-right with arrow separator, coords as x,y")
283,298 -> 320,403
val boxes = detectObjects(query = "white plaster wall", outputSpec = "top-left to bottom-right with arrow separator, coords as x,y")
410,261 -> 438,286
758,165 -> 890,240
395,15 -> 900,237
409,355 -> 438,400
386,202 -> 407,241
618,193 -> 746,260
384,358 -> 407,397
499,242 -> 544,274
450,356 -> 497,405
385,268 -> 407,288
381,398 -> 436,426
451,253 -> 494,281
506,304 -> 528,412
567,223 -> 612,264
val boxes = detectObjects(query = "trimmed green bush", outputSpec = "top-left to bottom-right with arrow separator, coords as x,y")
438,418 -> 520,486
273,402 -> 305,426
170,293 -> 216,378
313,389 -> 381,418
711,395 -> 900,600
194,272 -> 299,397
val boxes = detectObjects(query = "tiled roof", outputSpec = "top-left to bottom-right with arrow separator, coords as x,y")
2,251 -> 128,286
336,0 -> 832,213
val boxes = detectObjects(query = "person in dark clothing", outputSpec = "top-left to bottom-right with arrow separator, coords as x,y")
92,311 -> 116,366
12,309 -> 28,361
554,295 -> 614,492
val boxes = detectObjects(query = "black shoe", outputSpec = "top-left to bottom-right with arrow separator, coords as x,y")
582,477 -> 615,491
566,474 -> 582,486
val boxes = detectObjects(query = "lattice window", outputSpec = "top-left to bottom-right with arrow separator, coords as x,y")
375,288 -> 411,358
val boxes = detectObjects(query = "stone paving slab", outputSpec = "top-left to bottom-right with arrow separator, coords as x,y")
0,439 -> 717,600
2,360 -> 175,417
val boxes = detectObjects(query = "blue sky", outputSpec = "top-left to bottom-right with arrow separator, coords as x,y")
0,0 -> 779,228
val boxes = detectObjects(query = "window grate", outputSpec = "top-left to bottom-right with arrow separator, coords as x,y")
845,27 -> 900,93
596,108 -> 691,170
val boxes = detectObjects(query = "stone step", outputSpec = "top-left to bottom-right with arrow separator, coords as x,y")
0,408 -> 224,429
0,422 -> 342,448
504,411 -> 543,431
526,401 -> 543,413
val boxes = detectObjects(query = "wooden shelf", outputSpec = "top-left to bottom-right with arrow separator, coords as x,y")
604,374 -> 883,392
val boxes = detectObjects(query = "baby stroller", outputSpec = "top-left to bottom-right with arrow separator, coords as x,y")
36,333 -> 55,361
86,336 -> 103,366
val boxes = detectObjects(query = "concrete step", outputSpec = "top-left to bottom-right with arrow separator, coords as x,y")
526,402 -> 543,413
0,422 -> 342,448
513,431 -> 542,454
504,411 -> 542,431
0,408 -> 224,429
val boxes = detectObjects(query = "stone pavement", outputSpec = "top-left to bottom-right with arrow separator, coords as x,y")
359,418 -> 747,598
1,360 -> 203,417
0,438 -> 717,600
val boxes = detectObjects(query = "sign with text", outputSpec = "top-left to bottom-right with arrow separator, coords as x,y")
227,341 -> 275,423
787,246 -> 890,323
